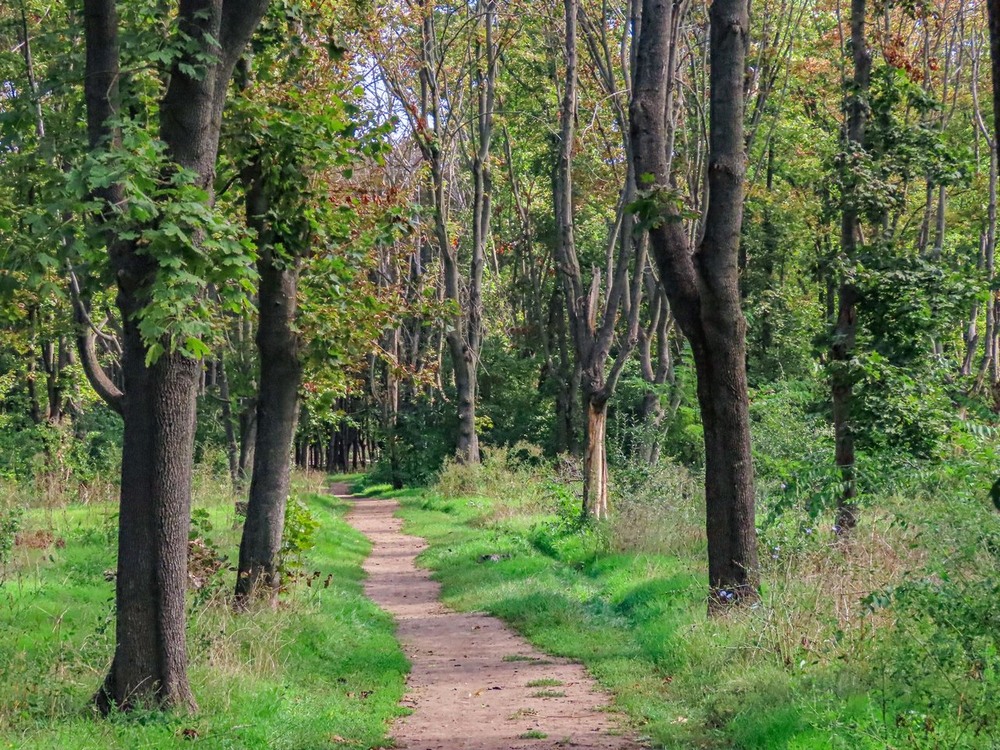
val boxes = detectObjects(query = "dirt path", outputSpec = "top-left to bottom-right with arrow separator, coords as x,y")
338,484 -> 644,750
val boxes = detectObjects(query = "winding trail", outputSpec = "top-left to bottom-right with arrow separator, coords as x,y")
337,484 -> 644,750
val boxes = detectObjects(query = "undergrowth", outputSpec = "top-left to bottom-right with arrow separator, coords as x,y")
359,440 -> 1000,749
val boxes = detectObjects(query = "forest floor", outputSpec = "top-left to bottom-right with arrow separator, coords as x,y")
337,482 -> 644,750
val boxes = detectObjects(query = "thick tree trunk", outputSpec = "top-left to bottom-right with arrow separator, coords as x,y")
691,332 -> 757,608
97,341 -> 200,712
84,0 -> 269,712
235,253 -> 301,605
235,153 -> 303,605
631,0 -> 758,609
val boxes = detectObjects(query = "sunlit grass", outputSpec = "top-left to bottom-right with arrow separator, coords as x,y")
0,470 -> 407,750
357,454 -> 1000,749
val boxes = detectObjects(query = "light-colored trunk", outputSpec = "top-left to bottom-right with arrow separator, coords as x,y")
583,397 -> 609,520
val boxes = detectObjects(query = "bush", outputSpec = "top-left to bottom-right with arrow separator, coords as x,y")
280,497 -> 321,576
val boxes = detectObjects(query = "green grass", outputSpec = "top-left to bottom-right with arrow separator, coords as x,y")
359,476 -> 993,750
517,729 -> 548,739
0,471 -> 408,750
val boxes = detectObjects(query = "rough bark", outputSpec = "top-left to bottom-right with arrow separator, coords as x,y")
235,243 -> 301,605
84,0 -> 269,713
631,0 -> 758,609
233,131 -> 305,606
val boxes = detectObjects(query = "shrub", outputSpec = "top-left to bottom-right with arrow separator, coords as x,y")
280,497 -> 321,576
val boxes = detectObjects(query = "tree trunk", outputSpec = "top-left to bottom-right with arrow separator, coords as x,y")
235,252 -> 301,605
96,313 -> 200,712
83,0 -> 270,712
448,330 -> 481,462
415,0 -> 486,465
692,332 -> 757,608
552,0 -> 644,515
631,0 -> 759,609
235,149 -> 303,606
832,0 -> 870,532
582,392 -> 609,519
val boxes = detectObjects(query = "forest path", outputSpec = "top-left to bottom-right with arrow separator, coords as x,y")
335,483 -> 644,750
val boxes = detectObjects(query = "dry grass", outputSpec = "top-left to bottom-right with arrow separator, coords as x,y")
740,508 -> 924,672
609,462 -> 705,557
437,442 -> 560,522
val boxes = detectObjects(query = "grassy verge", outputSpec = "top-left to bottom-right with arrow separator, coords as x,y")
0,470 -> 407,750
356,450 -> 1000,749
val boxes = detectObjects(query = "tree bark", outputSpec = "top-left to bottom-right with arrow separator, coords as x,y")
233,139 -> 304,607
631,0 -> 759,609
235,243 -> 301,605
414,0 -> 491,464
582,392 -> 609,518
553,0 -> 644,515
84,0 -> 270,713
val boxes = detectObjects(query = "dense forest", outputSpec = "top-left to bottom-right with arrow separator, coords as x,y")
3,0 -> 1000,747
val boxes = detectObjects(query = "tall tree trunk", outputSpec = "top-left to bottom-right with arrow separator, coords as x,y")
234,259 -> 301,604
832,0 -> 870,532
631,0 -> 759,609
83,0 -> 269,712
553,0 -> 644,514
415,0 -> 489,464
235,157 -> 303,606
98,313 -> 200,713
